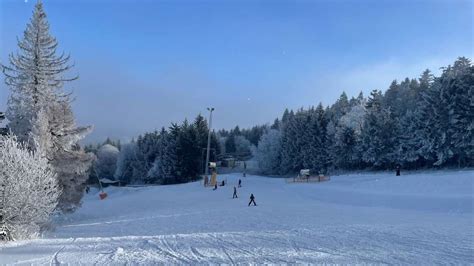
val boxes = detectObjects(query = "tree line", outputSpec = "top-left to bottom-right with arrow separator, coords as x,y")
254,57 -> 473,175
106,114 -> 221,185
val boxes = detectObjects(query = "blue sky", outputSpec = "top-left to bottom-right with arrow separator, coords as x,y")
0,0 -> 472,143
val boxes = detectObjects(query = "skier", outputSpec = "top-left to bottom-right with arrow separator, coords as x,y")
238,179 -> 242,188
248,193 -> 257,206
396,165 -> 401,176
85,186 -> 90,194
233,186 -> 238,198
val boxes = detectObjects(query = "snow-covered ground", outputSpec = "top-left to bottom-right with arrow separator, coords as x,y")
1,170 -> 473,264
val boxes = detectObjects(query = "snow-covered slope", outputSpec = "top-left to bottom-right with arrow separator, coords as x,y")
1,170 -> 473,264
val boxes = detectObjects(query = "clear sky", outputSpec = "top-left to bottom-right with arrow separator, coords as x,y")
0,0 -> 472,143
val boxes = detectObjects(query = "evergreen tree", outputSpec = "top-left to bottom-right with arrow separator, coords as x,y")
271,118 -> 280,130
422,57 -> 474,166
148,128 -> 178,184
361,90 -> 399,168
225,134 -> 236,154
396,110 -> 426,167
333,126 -> 357,169
279,110 -> 298,174
193,114 -> 209,151
2,1 -> 93,212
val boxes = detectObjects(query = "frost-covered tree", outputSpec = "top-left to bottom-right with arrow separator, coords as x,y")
253,129 -> 281,175
148,129 -> 178,184
309,104 -> 329,173
338,104 -> 366,135
2,1 -> 94,212
95,144 -> 119,179
331,103 -> 366,169
177,120 -> 200,182
114,142 -> 138,184
3,1 -> 76,142
361,90 -> 399,168
396,110 -> 426,167
0,135 -> 59,241
225,134 -> 236,154
419,57 -> 474,166
279,110 -> 297,174
234,135 -> 252,155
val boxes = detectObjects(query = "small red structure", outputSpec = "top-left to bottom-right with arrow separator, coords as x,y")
99,191 -> 108,200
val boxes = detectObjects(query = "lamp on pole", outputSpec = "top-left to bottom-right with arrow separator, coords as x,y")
204,107 -> 214,178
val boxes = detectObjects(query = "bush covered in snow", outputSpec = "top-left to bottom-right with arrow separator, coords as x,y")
95,144 -> 119,179
0,135 -> 59,241
253,129 -> 281,175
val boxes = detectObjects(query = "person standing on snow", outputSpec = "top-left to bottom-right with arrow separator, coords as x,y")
396,165 -> 401,176
248,193 -> 257,206
238,179 -> 242,188
233,186 -> 238,198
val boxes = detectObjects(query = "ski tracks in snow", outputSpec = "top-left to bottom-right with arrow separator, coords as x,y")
3,225 -> 470,264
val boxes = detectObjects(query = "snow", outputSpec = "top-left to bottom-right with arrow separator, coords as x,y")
0,170 -> 473,264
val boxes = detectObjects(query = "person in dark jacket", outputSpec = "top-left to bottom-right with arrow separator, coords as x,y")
396,165 -> 401,176
248,193 -> 257,206
238,179 -> 242,188
233,186 -> 238,198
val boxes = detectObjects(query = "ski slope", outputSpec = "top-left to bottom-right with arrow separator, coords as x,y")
1,170 -> 473,264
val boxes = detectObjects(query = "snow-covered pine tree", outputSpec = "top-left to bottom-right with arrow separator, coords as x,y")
225,133 -> 237,154
326,92 -> 353,169
313,103 -> 329,172
241,125 -> 266,147
3,1 -> 75,142
148,128 -> 178,184
449,58 -> 474,166
425,57 -> 474,166
330,92 -> 350,121
279,110 -> 297,174
2,1 -> 94,212
333,125 -> 357,169
300,108 -> 315,170
179,119 -> 200,182
193,114 -> 211,172
194,114 -> 208,150
210,132 -> 221,161
40,93 -> 93,212
396,110 -> 426,167
288,109 -> 306,172
333,100 -> 366,169
361,90 -> 399,168
0,135 -> 59,240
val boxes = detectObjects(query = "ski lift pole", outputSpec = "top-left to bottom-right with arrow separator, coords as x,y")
204,107 -> 214,180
